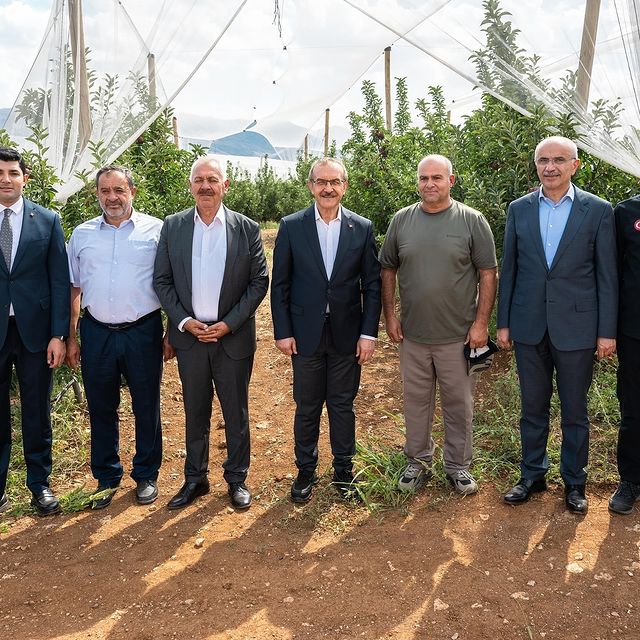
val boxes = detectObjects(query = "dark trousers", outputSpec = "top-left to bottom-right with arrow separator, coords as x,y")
617,333 -> 640,484
292,320 -> 361,475
514,333 -> 594,486
80,312 -> 163,487
0,319 -> 53,495
176,340 -> 253,485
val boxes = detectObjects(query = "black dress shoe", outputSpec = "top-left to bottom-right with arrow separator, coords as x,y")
167,481 -> 210,510
291,471 -> 319,503
504,478 -> 547,504
91,484 -> 119,510
565,484 -> 588,514
0,492 -> 11,513
228,482 -> 252,509
332,471 -> 362,502
136,479 -> 158,505
30,488 -> 61,516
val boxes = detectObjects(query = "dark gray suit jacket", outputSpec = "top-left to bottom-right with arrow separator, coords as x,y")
270,205 -> 381,357
153,206 -> 268,360
497,186 -> 617,350
0,199 -> 69,352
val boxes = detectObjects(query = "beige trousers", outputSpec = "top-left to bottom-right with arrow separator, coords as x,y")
399,338 -> 476,474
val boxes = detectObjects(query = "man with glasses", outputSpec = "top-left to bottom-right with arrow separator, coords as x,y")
498,136 -> 617,514
379,154 -> 497,497
271,158 -> 381,502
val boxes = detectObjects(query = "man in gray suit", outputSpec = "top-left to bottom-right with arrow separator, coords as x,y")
497,136 -> 617,514
153,156 -> 268,510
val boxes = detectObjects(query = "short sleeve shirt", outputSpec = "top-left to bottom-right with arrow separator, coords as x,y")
379,199 -> 497,344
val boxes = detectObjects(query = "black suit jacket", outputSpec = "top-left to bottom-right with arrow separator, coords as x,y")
0,199 -> 70,352
153,206 -> 269,360
271,205 -> 381,357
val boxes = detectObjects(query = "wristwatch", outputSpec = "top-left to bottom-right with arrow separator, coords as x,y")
54,336 -> 67,342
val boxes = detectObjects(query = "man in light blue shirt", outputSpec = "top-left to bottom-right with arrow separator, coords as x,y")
67,166 -> 172,509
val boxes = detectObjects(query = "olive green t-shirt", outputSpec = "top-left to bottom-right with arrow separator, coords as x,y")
379,199 -> 497,344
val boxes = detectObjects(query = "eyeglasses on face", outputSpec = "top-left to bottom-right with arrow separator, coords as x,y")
534,157 -> 576,166
311,178 -> 345,187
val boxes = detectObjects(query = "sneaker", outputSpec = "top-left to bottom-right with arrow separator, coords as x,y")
291,471 -> 319,503
608,480 -> 640,515
446,470 -> 478,496
397,462 -> 432,492
332,471 -> 361,501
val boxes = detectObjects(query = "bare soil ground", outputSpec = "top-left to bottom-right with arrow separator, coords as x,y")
1,230 -> 639,640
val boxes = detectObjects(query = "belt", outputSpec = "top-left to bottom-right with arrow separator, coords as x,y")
84,309 -> 160,331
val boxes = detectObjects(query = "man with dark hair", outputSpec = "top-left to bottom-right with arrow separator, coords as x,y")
498,136 -> 618,515
66,165 -> 170,509
0,147 -> 70,516
154,156 -> 268,511
271,157 -> 381,502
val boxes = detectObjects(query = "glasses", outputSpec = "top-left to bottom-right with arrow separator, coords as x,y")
534,157 -> 575,166
311,178 -> 345,187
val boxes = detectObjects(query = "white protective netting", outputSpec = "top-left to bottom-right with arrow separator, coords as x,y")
4,0 -> 640,199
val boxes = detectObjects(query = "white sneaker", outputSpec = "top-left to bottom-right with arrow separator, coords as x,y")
398,462 -> 432,492
446,469 -> 478,496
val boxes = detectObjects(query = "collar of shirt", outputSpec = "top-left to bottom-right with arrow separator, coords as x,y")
99,208 -> 137,229
314,203 -> 342,224
194,205 -> 226,229
538,183 -> 575,206
3,196 -> 24,216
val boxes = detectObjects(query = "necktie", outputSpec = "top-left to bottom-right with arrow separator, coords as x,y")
0,209 -> 13,270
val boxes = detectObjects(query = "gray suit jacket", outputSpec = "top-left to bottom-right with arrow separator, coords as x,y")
153,206 -> 268,360
497,186 -> 618,350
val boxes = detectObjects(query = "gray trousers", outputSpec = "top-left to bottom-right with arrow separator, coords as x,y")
399,338 -> 475,474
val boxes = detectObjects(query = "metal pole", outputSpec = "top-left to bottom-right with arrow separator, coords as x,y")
576,0 -> 601,113
384,46 -> 392,131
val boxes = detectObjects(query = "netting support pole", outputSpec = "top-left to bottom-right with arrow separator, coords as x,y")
576,0 -> 601,113
172,116 -> 179,147
384,46 -> 392,131
304,134 -> 309,160
148,53 -> 157,100
324,109 -> 330,157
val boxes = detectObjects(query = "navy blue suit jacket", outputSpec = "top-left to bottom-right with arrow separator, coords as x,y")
0,199 -> 70,352
271,205 -> 381,357
497,186 -> 617,350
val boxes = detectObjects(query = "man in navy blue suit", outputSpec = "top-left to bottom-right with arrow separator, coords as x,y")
271,158 -> 381,502
0,147 -> 70,516
497,136 -> 618,514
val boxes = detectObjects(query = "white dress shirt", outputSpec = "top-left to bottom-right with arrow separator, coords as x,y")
67,210 -> 162,323
2,197 -> 24,316
181,206 -> 227,328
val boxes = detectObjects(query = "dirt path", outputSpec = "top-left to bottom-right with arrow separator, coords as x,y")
1,231 -> 639,640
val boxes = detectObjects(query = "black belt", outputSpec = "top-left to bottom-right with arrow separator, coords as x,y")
84,309 -> 160,331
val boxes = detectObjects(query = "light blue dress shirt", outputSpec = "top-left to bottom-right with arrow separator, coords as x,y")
538,184 -> 575,268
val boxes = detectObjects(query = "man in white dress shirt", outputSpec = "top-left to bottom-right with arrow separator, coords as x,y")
67,165 -> 170,509
153,156 -> 268,510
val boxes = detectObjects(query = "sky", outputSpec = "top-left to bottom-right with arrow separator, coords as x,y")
0,0 -> 633,154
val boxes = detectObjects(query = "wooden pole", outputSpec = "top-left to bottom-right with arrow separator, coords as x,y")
172,116 -> 179,147
324,109 -> 330,157
68,0 -> 92,150
576,0 -> 601,113
148,53 -> 157,101
304,134 -> 309,161
384,46 -> 392,131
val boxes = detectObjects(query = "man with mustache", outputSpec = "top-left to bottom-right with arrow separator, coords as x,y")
67,165 -> 169,509
154,156 -> 268,510
498,136 -> 618,514
271,157 -> 381,502
379,154 -> 497,497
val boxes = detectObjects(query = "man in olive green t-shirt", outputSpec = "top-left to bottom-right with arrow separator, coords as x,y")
379,154 -> 497,496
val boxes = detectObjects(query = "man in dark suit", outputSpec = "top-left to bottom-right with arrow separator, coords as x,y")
0,147 -> 70,516
153,156 -> 268,510
271,157 -> 381,502
497,136 -> 617,514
